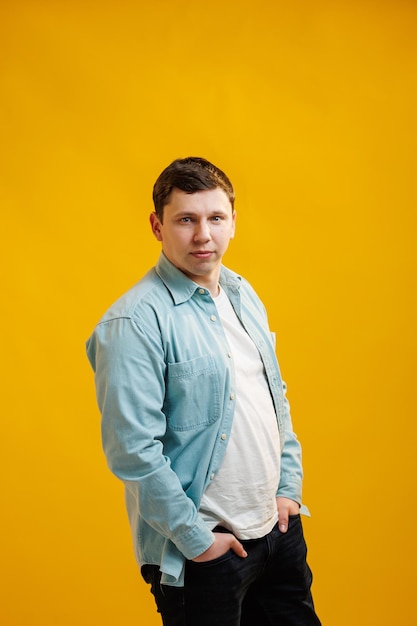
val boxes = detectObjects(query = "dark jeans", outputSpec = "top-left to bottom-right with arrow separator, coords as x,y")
141,515 -> 321,626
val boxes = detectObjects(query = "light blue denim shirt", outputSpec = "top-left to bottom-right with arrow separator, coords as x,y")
86,253 -> 304,586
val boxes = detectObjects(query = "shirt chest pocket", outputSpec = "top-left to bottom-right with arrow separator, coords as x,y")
164,355 -> 222,431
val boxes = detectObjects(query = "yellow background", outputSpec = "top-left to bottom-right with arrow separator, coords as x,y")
1,1 -> 416,624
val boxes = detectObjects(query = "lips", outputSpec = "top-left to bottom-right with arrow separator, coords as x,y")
191,251 -> 214,258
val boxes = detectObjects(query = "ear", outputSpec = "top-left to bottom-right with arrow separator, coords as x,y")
230,210 -> 237,239
150,212 -> 163,241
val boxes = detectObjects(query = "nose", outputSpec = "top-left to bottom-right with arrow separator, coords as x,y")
193,220 -> 211,243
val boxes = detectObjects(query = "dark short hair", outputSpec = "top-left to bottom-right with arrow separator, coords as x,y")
152,157 -> 235,221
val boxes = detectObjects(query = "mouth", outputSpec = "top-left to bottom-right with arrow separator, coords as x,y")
191,251 -> 214,259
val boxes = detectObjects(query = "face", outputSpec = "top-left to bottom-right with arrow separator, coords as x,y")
150,187 -> 236,294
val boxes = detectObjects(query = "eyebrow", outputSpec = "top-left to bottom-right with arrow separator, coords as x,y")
172,209 -> 230,218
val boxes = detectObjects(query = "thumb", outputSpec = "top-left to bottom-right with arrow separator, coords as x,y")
230,536 -> 248,558
279,512 -> 289,533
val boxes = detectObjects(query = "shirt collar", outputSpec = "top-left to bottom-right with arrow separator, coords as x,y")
155,252 -> 241,305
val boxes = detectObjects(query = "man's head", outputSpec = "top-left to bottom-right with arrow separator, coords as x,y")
150,157 -> 236,295
152,157 -> 235,222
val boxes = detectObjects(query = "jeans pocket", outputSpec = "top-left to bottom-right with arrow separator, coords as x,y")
187,549 -> 234,569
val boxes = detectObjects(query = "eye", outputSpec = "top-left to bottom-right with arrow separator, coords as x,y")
212,215 -> 222,222
180,217 -> 192,223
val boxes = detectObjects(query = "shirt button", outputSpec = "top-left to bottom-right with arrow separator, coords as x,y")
210,315 -> 217,322
227,352 -> 232,358
210,473 -> 215,480
198,288 -> 205,294
230,393 -> 235,400
221,433 -> 227,441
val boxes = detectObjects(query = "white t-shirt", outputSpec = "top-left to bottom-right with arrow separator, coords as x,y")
199,287 -> 281,539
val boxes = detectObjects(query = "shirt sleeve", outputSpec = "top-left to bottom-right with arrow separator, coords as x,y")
86,315 -> 214,560
276,380 -> 304,505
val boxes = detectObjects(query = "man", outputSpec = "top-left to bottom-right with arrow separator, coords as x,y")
86,157 -> 321,625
